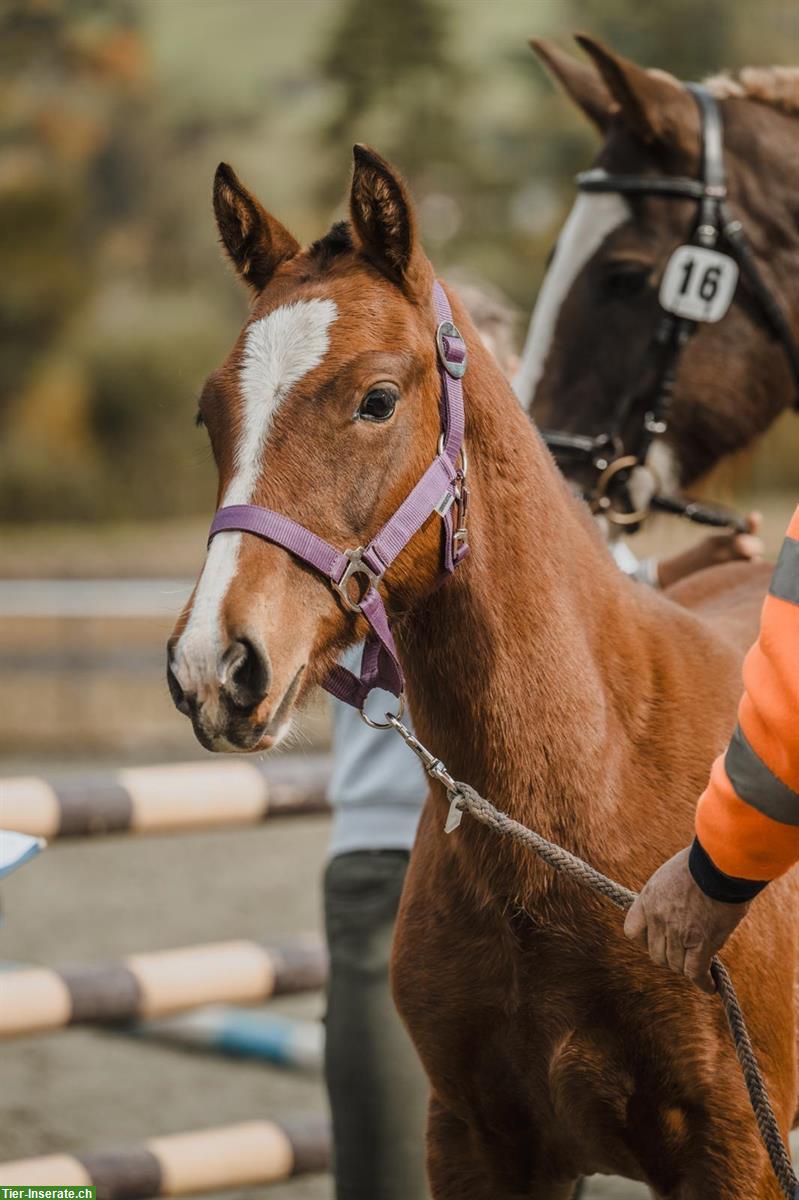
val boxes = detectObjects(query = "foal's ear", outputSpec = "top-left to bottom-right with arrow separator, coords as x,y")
213,163 -> 300,292
575,36 -> 698,152
349,145 -> 426,295
530,38 -> 615,133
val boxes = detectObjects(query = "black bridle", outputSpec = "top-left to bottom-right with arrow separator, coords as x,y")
542,83 -> 799,533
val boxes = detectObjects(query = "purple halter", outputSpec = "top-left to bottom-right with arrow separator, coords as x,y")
208,280 -> 469,717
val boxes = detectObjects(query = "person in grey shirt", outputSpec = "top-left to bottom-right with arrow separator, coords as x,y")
324,662 -> 429,1200
327,654 -> 426,859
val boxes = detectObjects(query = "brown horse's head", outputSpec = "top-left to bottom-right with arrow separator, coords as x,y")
519,36 -> 799,492
168,148 -> 449,752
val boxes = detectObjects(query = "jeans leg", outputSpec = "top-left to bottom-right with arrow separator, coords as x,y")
324,850 -> 430,1200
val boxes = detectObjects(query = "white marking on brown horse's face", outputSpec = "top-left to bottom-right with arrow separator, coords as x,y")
173,299 -> 338,705
513,193 -> 630,409
230,298 -> 339,505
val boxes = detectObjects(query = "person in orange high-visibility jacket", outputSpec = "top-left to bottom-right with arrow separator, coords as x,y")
625,507 -> 799,992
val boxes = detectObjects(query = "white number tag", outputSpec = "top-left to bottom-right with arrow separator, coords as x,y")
659,245 -> 739,323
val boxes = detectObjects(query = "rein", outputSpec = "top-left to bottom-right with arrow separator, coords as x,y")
542,82 -> 799,533
208,280 -> 469,717
387,714 -> 799,1200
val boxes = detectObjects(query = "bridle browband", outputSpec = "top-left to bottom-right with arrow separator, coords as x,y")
207,280 -> 469,720
542,82 -> 799,532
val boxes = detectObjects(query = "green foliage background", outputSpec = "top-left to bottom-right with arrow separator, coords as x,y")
1,0 -> 797,522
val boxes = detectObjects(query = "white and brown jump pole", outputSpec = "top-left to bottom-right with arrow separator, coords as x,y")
0,1116 -> 331,1198
0,756 -> 330,839
0,938 -> 327,1038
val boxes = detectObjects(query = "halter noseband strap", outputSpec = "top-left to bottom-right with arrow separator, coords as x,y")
208,280 -> 469,718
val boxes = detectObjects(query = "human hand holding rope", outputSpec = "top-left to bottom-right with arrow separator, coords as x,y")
624,846 -> 751,993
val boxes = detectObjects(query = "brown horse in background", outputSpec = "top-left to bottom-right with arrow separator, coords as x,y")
167,147 -> 798,1197
517,36 -> 799,498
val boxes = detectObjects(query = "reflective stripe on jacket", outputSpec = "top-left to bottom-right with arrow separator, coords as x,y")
691,507 -> 799,902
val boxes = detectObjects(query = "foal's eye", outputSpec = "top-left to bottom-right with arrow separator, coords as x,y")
600,262 -> 651,301
356,385 -> 398,423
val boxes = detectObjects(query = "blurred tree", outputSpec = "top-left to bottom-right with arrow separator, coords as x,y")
315,0 -> 547,309
568,0 -> 735,78
1,0 -> 796,525
316,0 -> 465,206
0,0 -> 153,504
0,0 -> 223,521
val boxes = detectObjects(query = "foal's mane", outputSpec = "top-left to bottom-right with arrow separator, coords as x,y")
704,66 -> 799,117
307,220 -> 354,265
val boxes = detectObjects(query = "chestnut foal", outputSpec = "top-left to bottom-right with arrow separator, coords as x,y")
168,149 -> 798,1198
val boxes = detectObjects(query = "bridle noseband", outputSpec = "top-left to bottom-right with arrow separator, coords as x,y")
208,281 -> 469,721
542,83 -> 799,533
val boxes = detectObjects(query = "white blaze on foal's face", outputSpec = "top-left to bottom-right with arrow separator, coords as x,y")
513,192 -> 630,409
173,298 -> 338,699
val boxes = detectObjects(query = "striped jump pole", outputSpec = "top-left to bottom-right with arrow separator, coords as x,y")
131,1008 -> 324,1071
0,937 -> 326,1038
0,1115 -> 330,1198
0,755 -> 330,839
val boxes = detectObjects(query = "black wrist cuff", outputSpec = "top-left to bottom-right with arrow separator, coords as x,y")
689,837 -> 768,904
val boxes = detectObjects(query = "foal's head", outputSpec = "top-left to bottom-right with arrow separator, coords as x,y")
168,149 -> 449,752
520,36 -> 799,489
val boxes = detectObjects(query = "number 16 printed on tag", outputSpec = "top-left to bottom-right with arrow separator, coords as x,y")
659,245 -> 739,323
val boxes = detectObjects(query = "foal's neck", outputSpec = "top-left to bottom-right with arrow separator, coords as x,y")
400,307 -> 665,850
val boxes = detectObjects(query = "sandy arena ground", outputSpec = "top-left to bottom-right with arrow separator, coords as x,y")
1,814 -> 332,1200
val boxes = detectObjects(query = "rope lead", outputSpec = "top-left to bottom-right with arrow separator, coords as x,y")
452,782 -> 798,1199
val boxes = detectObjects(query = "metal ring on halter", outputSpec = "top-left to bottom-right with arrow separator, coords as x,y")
333,547 -> 384,614
592,455 -> 652,527
359,691 -> 406,730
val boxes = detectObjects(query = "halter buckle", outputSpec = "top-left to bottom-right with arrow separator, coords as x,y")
452,478 -> 470,554
333,547 -> 384,614
437,437 -> 470,556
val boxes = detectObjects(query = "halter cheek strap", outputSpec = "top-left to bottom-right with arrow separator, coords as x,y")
207,279 -> 469,715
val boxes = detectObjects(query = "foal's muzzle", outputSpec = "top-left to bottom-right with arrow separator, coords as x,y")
166,635 -> 287,751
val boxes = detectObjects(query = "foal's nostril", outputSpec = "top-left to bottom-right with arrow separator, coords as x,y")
219,638 -> 271,710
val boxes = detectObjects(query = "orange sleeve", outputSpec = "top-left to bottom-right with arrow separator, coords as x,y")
695,507 -> 799,887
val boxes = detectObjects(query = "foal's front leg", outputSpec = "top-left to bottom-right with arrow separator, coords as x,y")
426,1096 -> 579,1200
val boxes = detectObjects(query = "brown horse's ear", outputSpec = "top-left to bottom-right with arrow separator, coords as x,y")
530,38 -> 615,133
349,145 -> 425,294
213,163 -> 299,292
575,35 -> 698,151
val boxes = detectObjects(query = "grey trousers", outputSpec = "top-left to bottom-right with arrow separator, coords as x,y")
324,849 -> 430,1200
